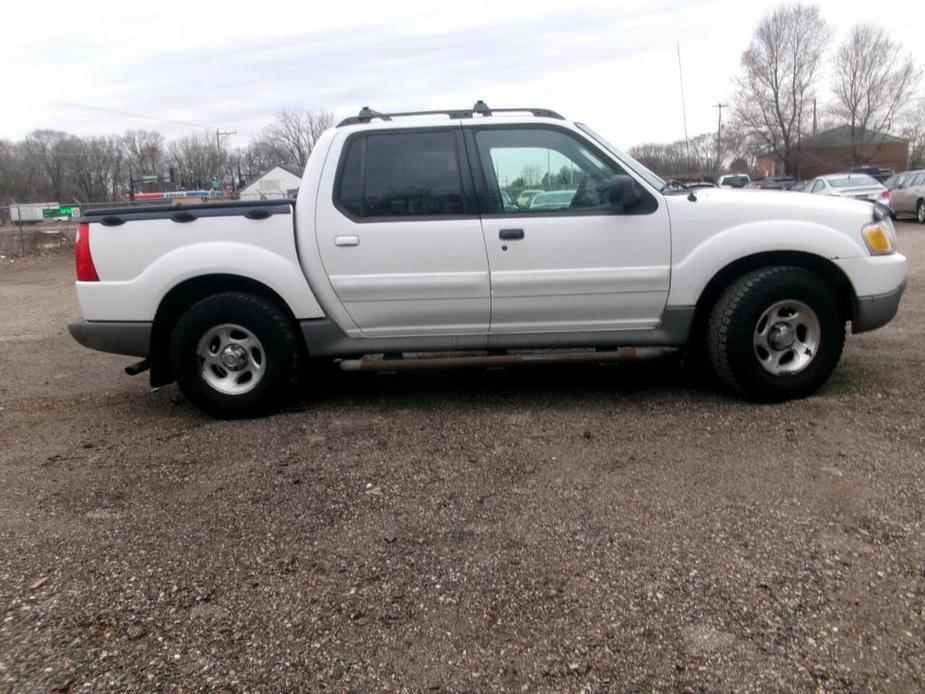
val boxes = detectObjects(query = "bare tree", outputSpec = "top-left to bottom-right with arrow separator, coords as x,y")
832,24 -> 920,165
20,130 -> 83,200
732,4 -> 829,176
122,130 -> 166,178
72,136 -> 125,202
168,131 -> 227,190
899,98 -> 925,168
520,164 -> 544,187
239,141 -> 283,179
254,109 -> 334,169
629,132 -> 719,178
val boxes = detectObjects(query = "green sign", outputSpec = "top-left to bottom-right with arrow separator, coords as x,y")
42,206 -> 75,218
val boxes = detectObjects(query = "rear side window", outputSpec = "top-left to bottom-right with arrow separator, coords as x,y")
335,130 -> 466,219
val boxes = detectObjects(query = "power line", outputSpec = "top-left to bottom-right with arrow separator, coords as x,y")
52,101 -> 219,131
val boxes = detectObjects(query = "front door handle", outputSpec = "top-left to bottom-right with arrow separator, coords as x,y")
499,228 -> 525,240
335,235 -> 360,247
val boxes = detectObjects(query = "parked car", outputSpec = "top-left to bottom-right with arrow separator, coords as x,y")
887,170 -> 925,223
515,189 -> 544,209
716,174 -> 750,188
758,177 -> 797,190
850,166 -> 894,183
882,172 -> 910,191
807,174 -> 891,212
528,189 -> 577,210
500,190 -> 518,212
68,102 -> 907,417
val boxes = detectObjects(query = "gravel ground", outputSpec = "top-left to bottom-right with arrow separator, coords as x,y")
1,224 -> 923,692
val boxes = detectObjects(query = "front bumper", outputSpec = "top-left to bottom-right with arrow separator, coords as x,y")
851,280 -> 906,333
67,319 -> 152,357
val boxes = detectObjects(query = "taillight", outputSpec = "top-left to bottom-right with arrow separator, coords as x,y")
881,190 -> 890,200
75,223 -> 99,282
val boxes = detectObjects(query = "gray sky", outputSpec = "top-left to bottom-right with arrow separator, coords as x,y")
2,0 -> 922,149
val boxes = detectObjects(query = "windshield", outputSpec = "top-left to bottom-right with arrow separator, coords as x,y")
575,123 -> 666,191
829,175 -> 878,188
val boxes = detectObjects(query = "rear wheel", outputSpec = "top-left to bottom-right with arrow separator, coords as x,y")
169,292 -> 303,418
706,267 -> 845,402
917,200 -> 924,224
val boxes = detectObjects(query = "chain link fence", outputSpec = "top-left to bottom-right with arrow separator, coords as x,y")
0,203 -> 79,257
0,198 -> 215,257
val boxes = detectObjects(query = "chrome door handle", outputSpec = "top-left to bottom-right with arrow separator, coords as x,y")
334,235 -> 360,247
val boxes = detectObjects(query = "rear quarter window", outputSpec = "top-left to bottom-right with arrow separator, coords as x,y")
335,130 -> 466,219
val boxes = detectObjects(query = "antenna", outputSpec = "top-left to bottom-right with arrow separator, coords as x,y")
677,43 -> 696,201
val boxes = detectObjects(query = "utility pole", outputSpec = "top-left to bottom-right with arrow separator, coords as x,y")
215,129 -> 237,196
713,102 -> 728,175
215,128 -> 236,150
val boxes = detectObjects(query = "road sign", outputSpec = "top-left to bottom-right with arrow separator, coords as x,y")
42,206 -> 76,218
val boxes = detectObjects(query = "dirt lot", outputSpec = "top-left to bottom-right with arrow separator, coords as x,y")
1,224 -> 923,692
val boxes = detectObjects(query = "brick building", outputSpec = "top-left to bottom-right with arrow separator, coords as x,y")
755,126 -> 909,179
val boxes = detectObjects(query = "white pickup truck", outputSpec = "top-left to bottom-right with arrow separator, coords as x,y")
69,102 -> 907,417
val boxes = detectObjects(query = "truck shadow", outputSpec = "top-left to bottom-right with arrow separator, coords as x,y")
299,353 -> 724,411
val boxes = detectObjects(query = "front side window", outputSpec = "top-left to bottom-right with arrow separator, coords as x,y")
336,130 -> 466,219
811,179 -> 825,193
474,127 -> 654,215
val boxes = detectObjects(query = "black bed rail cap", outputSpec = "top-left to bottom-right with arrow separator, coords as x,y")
336,101 -> 565,127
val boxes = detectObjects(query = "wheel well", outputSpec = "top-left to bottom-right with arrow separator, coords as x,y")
149,274 -> 299,387
688,252 -> 855,349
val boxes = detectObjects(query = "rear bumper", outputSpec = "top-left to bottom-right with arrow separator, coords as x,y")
67,319 -> 151,357
851,280 -> 906,334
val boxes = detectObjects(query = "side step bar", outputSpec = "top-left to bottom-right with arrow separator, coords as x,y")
338,348 -> 677,373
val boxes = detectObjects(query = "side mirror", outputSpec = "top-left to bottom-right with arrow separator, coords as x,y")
607,175 -> 640,207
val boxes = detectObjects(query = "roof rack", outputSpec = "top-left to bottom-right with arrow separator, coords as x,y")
336,100 -> 565,127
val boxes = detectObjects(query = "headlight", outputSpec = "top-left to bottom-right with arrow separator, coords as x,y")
862,219 -> 895,255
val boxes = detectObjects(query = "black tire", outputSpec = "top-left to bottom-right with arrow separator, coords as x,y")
917,200 -> 925,224
706,267 -> 845,402
169,292 -> 303,418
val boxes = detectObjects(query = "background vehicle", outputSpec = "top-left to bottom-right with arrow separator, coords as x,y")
752,176 -> 797,190
807,173 -> 891,210
850,166 -> 894,183
68,102 -> 907,417
515,189 -> 544,209
528,189 -> 577,210
887,170 -> 925,223
717,174 -> 750,188
882,172 -> 910,191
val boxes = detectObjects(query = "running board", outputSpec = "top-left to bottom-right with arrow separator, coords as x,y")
338,348 -> 677,373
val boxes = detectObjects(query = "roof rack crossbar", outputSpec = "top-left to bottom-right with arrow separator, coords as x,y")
337,101 -> 564,127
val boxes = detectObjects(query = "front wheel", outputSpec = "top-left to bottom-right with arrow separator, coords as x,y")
917,200 -> 924,224
706,267 -> 845,402
169,292 -> 303,418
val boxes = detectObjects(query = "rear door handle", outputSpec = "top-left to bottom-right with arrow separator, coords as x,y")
335,235 -> 360,247
499,228 -> 525,240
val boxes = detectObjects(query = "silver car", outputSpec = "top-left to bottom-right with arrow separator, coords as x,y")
887,170 -> 925,223
807,173 -> 891,210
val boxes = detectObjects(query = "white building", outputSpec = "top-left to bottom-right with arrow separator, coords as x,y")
238,165 -> 303,201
